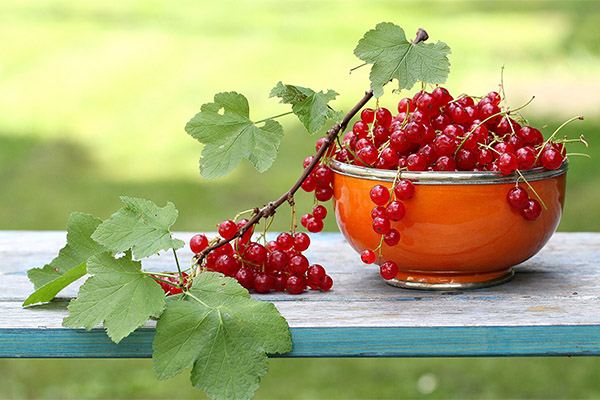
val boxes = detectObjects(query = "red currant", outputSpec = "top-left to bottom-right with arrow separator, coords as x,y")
521,199 -> 542,221
189,234 -> 209,254
506,186 -> 529,209
380,261 -> 399,280
394,180 -> 415,201
361,249 -> 376,264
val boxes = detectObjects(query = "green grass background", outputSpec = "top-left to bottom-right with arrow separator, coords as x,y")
1,0 -> 599,398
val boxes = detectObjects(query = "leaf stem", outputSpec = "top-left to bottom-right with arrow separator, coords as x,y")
255,111 -> 294,124
172,248 -> 185,290
184,290 -> 210,308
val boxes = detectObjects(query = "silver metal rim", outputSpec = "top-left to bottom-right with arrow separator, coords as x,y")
329,159 -> 568,185
385,269 -> 515,291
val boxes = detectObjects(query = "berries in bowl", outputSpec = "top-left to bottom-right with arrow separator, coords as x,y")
328,88 -> 581,290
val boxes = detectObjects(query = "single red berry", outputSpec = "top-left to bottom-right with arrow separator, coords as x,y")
380,261 -> 399,280
235,267 -> 255,289
406,154 -> 426,171
314,165 -> 333,186
521,199 -> 542,221
313,205 -> 327,220
455,148 -> 477,171
540,148 -> 563,170
385,201 -> 405,221
266,250 -> 289,273
293,232 -> 311,252
432,87 -> 453,106
355,145 -> 378,165
286,275 -> 306,295
189,234 -> 209,254
375,107 -> 393,128
394,180 -> 415,201
369,184 -> 390,206
371,206 -> 386,219
477,148 -> 494,166
306,217 -> 324,233
361,108 -> 375,123
319,275 -> 334,291
397,98 -> 412,113
516,146 -> 536,170
243,242 -> 268,266
276,232 -> 294,251
253,272 -> 273,293
372,216 -> 391,235
307,264 -> 326,286
497,152 -> 518,175
435,155 -> 456,171
314,185 -> 334,202
353,120 -> 369,136
383,229 -> 401,246
215,254 -> 240,276
507,186 -> 529,209
361,249 -> 376,264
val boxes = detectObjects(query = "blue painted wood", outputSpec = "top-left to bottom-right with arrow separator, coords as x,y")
2,325 -> 599,358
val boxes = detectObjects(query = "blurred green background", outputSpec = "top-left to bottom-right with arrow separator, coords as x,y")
1,0 -> 599,398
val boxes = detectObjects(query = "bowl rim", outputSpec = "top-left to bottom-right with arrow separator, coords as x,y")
329,158 -> 568,185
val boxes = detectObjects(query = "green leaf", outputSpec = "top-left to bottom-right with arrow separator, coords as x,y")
23,262 -> 87,307
63,251 -> 166,343
25,212 -> 107,304
153,272 -> 292,400
354,22 -> 451,97
91,196 -> 184,260
269,82 -> 342,134
185,92 -> 284,179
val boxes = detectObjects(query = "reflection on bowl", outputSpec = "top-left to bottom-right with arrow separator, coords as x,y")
330,159 -> 567,290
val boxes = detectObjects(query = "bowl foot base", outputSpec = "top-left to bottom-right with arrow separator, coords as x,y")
385,269 -> 515,290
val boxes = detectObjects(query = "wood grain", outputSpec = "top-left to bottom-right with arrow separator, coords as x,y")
1,231 -> 599,357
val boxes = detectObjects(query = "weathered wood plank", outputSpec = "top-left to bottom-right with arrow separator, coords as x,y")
1,231 -> 599,357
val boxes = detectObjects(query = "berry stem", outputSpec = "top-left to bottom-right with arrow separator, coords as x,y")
516,169 -> 548,210
172,248 -> 185,290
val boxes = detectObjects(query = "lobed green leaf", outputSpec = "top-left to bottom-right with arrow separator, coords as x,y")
269,82 -> 342,134
91,196 -> 184,260
354,22 -> 451,97
185,92 -> 284,179
62,251 -> 166,343
153,272 -> 292,400
25,212 -> 107,305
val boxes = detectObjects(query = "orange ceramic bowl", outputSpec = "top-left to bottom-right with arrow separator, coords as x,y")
330,159 -> 567,289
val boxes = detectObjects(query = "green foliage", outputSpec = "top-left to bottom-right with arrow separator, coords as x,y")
62,251 -> 166,343
92,196 -> 184,260
153,273 -> 292,400
24,212 -> 107,305
354,22 -> 451,97
185,92 -> 284,179
269,82 -> 342,134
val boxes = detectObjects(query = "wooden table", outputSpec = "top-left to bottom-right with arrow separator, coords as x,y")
1,231 -> 599,358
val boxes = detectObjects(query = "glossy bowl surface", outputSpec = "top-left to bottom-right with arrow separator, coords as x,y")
330,159 -> 567,289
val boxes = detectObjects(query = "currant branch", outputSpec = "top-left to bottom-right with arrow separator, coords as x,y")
192,89 -> 374,275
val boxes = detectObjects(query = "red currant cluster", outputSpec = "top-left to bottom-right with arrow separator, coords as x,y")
189,226 -> 333,295
359,178 -> 415,280
332,87 -> 569,223
297,138 -> 338,233
335,87 -> 566,174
